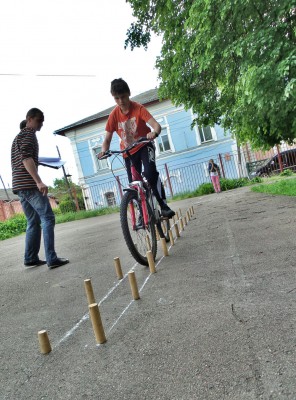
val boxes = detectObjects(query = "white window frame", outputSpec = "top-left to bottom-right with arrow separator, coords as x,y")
153,116 -> 174,156
191,110 -> 217,145
197,125 -> 216,144
92,145 -> 109,171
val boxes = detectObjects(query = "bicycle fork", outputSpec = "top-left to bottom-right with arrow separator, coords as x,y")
128,183 -> 149,229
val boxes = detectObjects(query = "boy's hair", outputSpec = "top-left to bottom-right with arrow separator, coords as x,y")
110,78 -> 130,96
26,108 -> 44,121
20,120 -> 27,129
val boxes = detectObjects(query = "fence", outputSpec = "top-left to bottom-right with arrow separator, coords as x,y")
82,150 -> 247,210
0,197 -> 58,222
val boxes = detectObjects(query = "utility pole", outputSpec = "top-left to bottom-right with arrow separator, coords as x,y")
0,175 -> 10,200
56,146 -> 75,202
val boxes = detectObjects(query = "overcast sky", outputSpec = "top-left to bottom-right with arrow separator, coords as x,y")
0,0 -> 162,189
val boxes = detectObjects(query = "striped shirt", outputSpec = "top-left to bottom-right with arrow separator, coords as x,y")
11,128 -> 39,193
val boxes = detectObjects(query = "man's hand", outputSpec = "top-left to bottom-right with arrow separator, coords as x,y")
37,182 -> 48,196
147,131 -> 159,140
97,151 -> 105,160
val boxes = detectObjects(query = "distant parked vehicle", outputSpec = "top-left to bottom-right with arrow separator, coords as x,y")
251,149 -> 296,177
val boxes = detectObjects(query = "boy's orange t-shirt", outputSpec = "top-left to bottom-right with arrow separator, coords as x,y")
105,101 -> 152,157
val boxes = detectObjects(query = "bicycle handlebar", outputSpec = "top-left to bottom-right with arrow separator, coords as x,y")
98,138 -> 152,159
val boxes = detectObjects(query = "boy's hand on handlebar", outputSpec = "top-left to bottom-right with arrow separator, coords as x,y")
146,131 -> 158,140
97,151 -> 109,160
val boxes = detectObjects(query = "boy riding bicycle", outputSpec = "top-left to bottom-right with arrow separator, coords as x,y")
98,78 -> 175,219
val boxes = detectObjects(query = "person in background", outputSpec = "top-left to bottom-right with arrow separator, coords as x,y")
99,78 -> 175,219
11,108 -> 69,269
20,120 -> 26,129
208,158 -> 221,193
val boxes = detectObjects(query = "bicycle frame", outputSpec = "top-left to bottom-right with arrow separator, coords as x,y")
128,165 -> 150,229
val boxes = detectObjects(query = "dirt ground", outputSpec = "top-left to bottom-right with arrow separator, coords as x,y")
0,185 -> 295,400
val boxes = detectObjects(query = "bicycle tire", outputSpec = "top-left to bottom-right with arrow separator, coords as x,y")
120,191 -> 157,266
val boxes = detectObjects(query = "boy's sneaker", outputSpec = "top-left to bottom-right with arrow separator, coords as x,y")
161,205 -> 175,219
24,260 -> 47,267
48,258 -> 69,269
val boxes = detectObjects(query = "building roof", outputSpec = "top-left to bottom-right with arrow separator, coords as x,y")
0,189 -> 18,201
54,88 -> 161,136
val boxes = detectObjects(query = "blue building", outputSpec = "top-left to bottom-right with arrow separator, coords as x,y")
54,89 -> 241,209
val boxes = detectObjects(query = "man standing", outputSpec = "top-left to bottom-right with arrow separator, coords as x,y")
11,108 -> 69,269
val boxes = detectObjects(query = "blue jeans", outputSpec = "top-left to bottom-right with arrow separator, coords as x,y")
18,190 -> 57,265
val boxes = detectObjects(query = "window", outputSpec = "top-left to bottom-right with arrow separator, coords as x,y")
156,127 -> 171,154
93,147 -> 108,170
105,191 -> 116,206
198,126 -> 213,143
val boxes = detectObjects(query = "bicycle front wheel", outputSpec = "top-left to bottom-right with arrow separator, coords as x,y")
120,191 -> 157,266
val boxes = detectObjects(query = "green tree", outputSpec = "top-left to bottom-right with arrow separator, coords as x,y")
125,0 -> 296,148
49,178 -> 85,212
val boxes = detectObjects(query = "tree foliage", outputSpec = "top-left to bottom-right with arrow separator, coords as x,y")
125,0 -> 296,148
49,178 -> 85,211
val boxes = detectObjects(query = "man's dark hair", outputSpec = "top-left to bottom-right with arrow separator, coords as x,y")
20,120 -> 27,129
110,78 -> 130,96
26,108 -> 44,120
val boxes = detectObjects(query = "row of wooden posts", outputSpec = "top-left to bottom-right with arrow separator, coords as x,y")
38,205 -> 195,354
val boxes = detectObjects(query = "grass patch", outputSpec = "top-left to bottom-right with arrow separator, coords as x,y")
55,206 -> 119,223
172,177 -> 261,201
0,206 -> 119,241
251,177 -> 296,196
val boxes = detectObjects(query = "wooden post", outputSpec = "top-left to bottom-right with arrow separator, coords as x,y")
176,211 -> 179,220
191,206 -> 195,215
164,163 -> 174,197
218,153 -> 226,178
169,229 -> 174,246
179,217 -> 184,232
146,235 -> 151,251
114,257 -> 123,280
84,279 -> 96,305
38,330 -> 52,354
89,303 -> 107,344
147,250 -> 156,274
179,208 -> 182,216
71,185 -> 80,211
160,238 -> 169,256
116,176 -> 124,199
128,271 -> 140,300
174,223 -> 180,238
155,225 -> 160,241
186,210 -> 190,221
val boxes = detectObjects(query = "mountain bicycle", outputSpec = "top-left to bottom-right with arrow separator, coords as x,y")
99,138 -> 170,266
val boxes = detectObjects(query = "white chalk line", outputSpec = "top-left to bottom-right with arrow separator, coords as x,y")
54,260 -> 138,348
54,220 -> 187,349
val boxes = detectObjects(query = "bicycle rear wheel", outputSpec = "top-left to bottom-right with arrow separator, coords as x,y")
120,191 -> 157,266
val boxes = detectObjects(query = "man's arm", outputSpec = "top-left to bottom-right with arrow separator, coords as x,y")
23,158 -> 48,195
146,117 -> 161,140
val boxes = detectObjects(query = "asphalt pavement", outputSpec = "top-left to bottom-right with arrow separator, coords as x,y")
0,186 -> 295,400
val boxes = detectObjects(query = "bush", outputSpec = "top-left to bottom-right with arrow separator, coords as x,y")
59,199 -> 77,213
196,183 -> 215,195
280,169 -> 295,177
0,214 -> 27,240
220,177 -> 249,191
250,176 -> 263,184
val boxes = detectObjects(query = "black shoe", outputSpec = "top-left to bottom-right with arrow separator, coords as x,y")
48,258 -> 69,269
24,260 -> 47,267
161,205 -> 175,219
